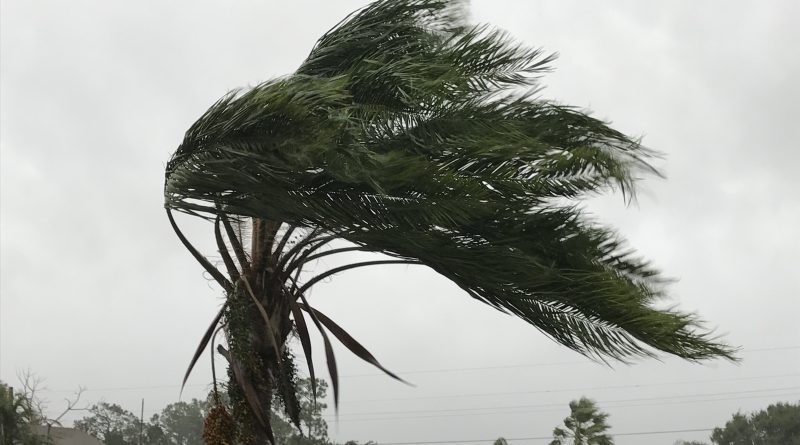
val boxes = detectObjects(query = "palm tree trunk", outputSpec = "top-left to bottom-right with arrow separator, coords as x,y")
225,291 -> 291,444
225,218 -> 292,445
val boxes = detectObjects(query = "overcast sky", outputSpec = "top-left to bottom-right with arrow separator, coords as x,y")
2,1 -> 799,444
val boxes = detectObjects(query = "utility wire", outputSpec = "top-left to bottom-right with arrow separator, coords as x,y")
323,392 -> 800,423
339,345 -> 800,378
63,390 -> 798,426
333,386 -> 800,418
38,371 -> 800,396
376,427 -> 713,444
346,372 -> 800,403
38,345 -> 800,394
341,360 -> 589,378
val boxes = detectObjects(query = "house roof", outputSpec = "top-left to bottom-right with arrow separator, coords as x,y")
30,426 -> 106,445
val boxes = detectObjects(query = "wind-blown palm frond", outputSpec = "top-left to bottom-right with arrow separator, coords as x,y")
164,0 -> 735,442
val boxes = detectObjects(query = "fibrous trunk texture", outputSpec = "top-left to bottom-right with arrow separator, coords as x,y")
224,218 -> 293,445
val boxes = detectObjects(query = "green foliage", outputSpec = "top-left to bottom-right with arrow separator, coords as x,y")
549,397 -> 613,445
150,400 -> 207,445
710,401 -> 800,445
164,0 -> 736,441
166,0 -> 734,365
73,379 -> 340,445
494,439 -> 510,445
0,382 -> 50,445
270,379 -> 330,445
74,403 -> 141,445
75,400 -> 209,445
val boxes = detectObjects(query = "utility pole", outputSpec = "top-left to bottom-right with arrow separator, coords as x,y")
0,387 -> 9,445
139,399 -> 144,445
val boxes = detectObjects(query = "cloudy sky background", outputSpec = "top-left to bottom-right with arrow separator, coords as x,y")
2,1 -> 799,444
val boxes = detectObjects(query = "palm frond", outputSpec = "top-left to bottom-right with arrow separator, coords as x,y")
166,2 -> 736,440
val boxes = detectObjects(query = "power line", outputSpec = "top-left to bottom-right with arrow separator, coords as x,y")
341,360 -> 590,378
333,345 -> 800,379
37,344 -> 800,394
41,345 -> 800,394
329,387 -> 799,419
346,372 -> 800,403
364,347 -> 734,381
68,390 -> 794,426
39,383 -> 213,394
334,386 -> 800,418
746,345 -> 800,352
597,392 -> 800,411
328,392 -> 800,423
377,427 -> 713,444
39,373 -> 800,406
339,345 -> 800,378
37,371 -> 800,396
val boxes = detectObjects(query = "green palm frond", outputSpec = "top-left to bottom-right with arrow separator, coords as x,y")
164,0 -> 735,441
166,0 -> 731,362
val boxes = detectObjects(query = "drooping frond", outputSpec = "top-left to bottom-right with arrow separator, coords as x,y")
165,0 -> 734,373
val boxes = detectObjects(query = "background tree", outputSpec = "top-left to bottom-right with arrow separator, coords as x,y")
494,439 -> 510,445
710,401 -> 800,445
148,399 -> 208,445
270,379 -> 330,445
1,373 -> 85,445
0,381 -> 49,445
142,420 -> 170,445
164,0 -> 735,442
74,379 -> 336,445
549,397 -> 613,445
75,403 -> 140,445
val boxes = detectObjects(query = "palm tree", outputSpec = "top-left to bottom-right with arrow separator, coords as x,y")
1,383 -> 24,445
0,382 -> 46,445
164,1 -> 736,443
550,398 -> 613,445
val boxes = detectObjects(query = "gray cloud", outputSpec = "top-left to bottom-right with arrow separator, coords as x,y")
2,1 -> 798,444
